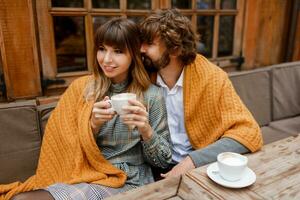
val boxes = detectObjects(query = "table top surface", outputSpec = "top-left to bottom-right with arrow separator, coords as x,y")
107,134 -> 300,200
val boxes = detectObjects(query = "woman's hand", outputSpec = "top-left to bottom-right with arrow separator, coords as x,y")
121,99 -> 152,141
91,96 -> 115,134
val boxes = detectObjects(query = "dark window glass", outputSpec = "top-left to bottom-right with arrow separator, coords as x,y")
92,0 -> 119,9
127,0 -> 151,9
197,15 -> 214,57
221,0 -> 236,9
196,0 -> 215,9
93,16 -> 119,33
218,16 -> 235,56
51,0 -> 83,7
53,16 -> 87,73
127,16 -> 145,24
172,0 -> 192,9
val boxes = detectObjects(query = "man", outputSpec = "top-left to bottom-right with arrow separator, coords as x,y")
140,9 -> 263,179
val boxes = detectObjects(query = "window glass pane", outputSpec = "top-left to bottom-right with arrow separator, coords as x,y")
93,16 -> 119,32
196,0 -> 215,9
53,16 -> 87,73
218,16 -> 235,57
172,0 -> 192,9
51,0 -> 83,7
92,0 -> 119,9
127,0 -> 151,9
197,15 -> 214,57
127,16 -> 145,24
221,0 -> 236,9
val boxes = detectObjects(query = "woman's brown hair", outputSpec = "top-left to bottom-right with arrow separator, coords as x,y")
85,17 -> 151,101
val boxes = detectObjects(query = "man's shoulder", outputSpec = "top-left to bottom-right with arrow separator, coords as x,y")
188,54 -> 227,80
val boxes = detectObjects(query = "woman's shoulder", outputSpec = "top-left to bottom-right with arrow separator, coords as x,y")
143,84 -> 164,102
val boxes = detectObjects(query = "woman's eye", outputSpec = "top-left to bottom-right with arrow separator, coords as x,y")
114,49 -> 123,54
98,46 -> 105,51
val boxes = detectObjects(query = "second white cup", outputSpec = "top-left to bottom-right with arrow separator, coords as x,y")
217,152 -> 248,182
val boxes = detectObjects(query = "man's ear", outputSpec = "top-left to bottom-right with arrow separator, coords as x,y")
169,46 -> 182,57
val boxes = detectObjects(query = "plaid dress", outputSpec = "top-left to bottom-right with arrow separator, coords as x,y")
46,80 -> 172,199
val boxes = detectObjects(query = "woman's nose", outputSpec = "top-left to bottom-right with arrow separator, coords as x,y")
103,52 -> 112,63
140,43 -> 147,53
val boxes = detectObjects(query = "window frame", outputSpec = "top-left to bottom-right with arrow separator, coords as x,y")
36,0 -> 245,93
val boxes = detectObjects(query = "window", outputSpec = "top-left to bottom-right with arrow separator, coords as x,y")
36,0 -> 244,93
171,0 -> 244,67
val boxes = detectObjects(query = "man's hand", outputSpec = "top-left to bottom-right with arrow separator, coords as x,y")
161,156 -> 195,178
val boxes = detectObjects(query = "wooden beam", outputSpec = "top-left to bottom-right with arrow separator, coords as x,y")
0,0 -> 41,99
242,0 -> 290,69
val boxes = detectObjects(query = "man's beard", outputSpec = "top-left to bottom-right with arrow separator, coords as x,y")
142,51 -> 170,72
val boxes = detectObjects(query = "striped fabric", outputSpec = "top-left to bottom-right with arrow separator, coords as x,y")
47,183 -> 135,200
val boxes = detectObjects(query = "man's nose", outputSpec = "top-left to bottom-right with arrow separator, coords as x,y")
140,43 -> 147,53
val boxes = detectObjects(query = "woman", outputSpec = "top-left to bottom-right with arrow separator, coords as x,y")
3,18 -> 171,200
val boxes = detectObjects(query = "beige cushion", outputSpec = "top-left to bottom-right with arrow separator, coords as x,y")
269,116 -> 300,136
261,126 -> 292,145
272,62 -> 300,120
37,102 -> 57,138
229,68 -> 271,126
0,100 -> 41,183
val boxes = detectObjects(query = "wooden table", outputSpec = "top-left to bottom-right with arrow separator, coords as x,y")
107,134 -> 300,200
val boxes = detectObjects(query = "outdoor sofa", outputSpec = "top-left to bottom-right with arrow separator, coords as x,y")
1,61 -> 299,186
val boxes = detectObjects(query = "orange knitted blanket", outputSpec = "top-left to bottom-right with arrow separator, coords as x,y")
183,55 -> 263,152
0,76 -> 126,200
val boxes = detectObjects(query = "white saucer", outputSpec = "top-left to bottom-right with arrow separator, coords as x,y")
206,162 -> 256,188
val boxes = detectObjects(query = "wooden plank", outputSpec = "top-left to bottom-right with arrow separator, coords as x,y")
255,0 -> 289,66
177,175 -> 217,200
233,0 -> 245,56
243,0 -> 290,69
167,196 -> 183,200
36,0 -> 57,78
187,135 -> 300,200
187,169 -> 263,200
212,0 -> 220,59
292,9 -> 300,61
254,165 -> 300,199
106,176 -> 181,200
0,0 -> 41,99
242,0 -> 260,69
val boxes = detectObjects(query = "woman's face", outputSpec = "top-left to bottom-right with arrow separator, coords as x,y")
97,44 -> 132,84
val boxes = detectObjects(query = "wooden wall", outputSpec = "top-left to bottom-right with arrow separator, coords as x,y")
0,0 -> 41,100
0,0 -> 297,100
242,0 -> 291,69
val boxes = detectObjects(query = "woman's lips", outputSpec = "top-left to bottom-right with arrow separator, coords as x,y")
103,65 -> 117,72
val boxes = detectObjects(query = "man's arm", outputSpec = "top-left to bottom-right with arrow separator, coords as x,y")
161,137 -> 249,178
189,137 -> 249,167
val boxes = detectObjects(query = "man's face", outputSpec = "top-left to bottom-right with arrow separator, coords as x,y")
140,37 -> 170,71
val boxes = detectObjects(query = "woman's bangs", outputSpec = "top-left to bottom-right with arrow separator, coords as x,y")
99,25 -> 127,51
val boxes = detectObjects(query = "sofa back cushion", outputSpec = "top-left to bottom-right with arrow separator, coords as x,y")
272,62 -> 300,120
229,68 -> 271,126
37,102 -> 57,138
0,100 -> 41,184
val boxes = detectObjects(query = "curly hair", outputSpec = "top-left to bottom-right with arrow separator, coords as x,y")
140,9 -> 198,66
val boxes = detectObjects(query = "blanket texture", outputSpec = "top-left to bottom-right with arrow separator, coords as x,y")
150,54 -> 263,152
183,55 -> 262,152
0,76 -> 126,200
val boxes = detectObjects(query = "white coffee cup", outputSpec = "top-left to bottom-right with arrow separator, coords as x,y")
217,152 -> 248,182
109,93 -> 136,115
